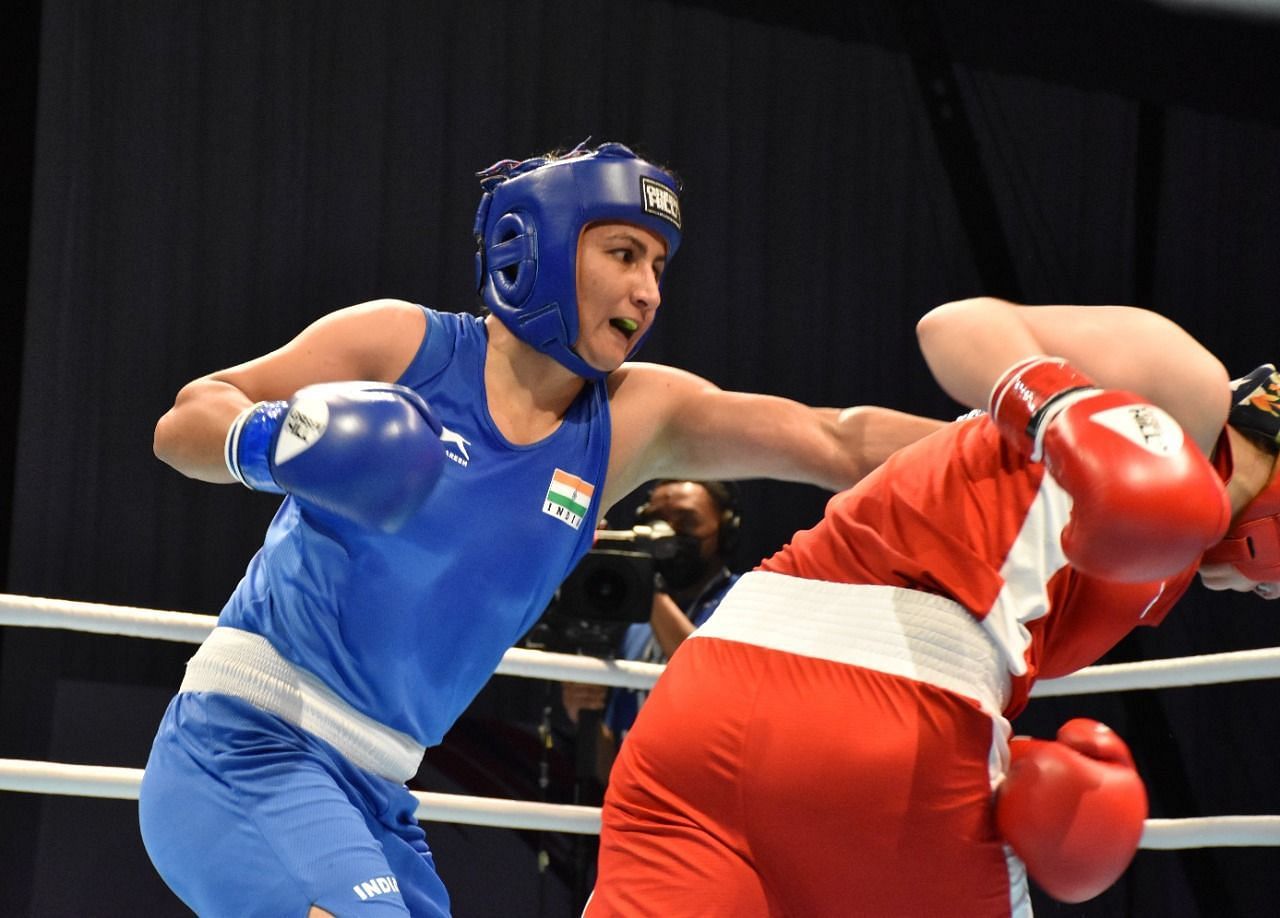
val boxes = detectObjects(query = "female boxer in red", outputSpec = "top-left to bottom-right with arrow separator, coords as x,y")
587,297 -> 1280,918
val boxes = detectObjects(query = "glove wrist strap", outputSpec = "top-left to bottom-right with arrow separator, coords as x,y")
989,357 -> 1098,461
225,401 -> 289,493
1026,387 -> 1100,462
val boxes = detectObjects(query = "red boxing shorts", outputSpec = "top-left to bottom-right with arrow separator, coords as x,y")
588,573 -> 1030,918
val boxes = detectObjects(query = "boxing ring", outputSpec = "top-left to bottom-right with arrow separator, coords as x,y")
2,592 -> 1280,849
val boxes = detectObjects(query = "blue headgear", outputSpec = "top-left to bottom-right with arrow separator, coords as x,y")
473,141 -> 683,379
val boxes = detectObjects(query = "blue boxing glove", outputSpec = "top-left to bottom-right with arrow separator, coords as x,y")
225,382 -> 445,533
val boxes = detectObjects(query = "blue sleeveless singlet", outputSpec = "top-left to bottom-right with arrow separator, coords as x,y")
217,308 -> 610,746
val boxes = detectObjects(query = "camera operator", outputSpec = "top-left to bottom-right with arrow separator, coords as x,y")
561,479 -> 744,765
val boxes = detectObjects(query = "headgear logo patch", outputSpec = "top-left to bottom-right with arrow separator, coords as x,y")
640,177 -> 681,230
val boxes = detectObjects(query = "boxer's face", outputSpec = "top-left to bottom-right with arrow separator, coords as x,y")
573,222 -> 666,372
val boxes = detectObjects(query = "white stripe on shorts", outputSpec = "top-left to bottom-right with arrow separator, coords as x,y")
180,626 -> 425,783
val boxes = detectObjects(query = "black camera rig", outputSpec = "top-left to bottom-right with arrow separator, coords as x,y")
524,521 -> 697,656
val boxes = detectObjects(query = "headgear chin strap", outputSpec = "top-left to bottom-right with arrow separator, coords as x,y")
473,141 -> 683,380
1202,449 -> 1280,582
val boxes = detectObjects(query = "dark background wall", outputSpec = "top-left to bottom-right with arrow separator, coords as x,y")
3,1 -> 1280,915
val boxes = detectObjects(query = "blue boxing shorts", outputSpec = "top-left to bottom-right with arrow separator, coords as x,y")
139,692 -> 450,917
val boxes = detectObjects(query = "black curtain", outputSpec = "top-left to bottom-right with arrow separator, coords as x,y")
4,1 -> 1280,915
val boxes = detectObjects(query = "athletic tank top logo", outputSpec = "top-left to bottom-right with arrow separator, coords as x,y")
543,468 -> 595,529
440,426 -> 471,467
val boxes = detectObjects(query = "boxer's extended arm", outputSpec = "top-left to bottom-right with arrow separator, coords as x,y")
602,363 -> 943,508
154,299 -> 426,482
820,405 -> 945,477
917,297 -> 1229,455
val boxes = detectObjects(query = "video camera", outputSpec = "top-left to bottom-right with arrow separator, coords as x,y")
523,521 -> 700,657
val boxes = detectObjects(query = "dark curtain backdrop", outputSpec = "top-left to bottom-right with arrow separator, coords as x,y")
3,1 -> 1280,915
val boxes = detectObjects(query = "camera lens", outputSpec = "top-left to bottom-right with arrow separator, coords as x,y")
583,568 -> 628,615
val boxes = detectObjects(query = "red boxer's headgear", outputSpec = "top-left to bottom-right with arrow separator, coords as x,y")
1202,449 -> 1280,581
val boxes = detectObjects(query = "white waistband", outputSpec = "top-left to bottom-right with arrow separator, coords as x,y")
691,571 -> 1011,715
180,627 -> 425,783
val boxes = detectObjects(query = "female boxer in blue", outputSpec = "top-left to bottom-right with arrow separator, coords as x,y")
138,141 -> 942,917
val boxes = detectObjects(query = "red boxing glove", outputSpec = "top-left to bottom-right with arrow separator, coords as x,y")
990,357 -> 1232,582
995,719 -> 1148,904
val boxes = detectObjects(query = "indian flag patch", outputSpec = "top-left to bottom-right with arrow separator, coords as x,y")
543,468 -> 595,530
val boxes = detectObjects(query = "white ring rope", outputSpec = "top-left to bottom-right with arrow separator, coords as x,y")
3,592 -> 1279,847
1140,817 -> 1280,850
0,759 -> 600,834
4,592 -> 1278,694
1031,646 -> 1280,697
0,758 -> 1273,847
0,594 -> 665,690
